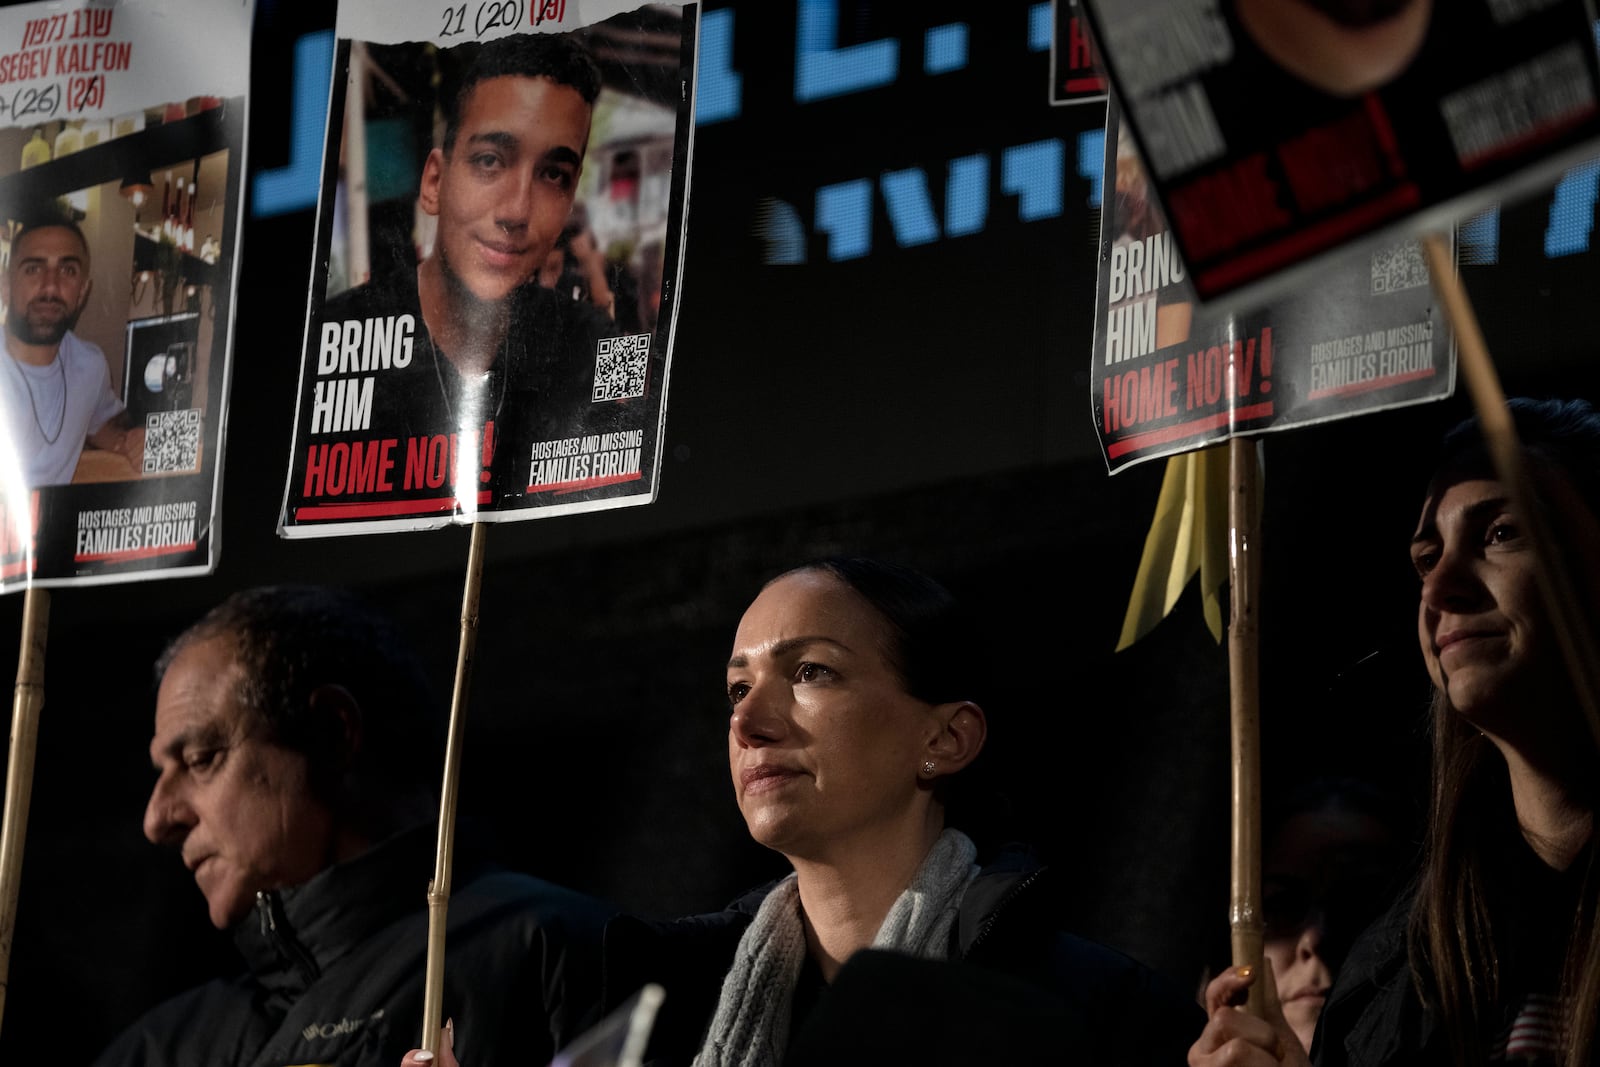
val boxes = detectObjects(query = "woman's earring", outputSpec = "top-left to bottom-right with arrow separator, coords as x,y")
921,760 -> 936,777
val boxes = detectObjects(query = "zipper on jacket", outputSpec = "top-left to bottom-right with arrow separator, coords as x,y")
256,889 -> 322,985
962,868 -> 1044,960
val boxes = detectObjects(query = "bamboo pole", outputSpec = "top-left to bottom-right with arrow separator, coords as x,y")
1420,233 -> 1600,752
0,587 -> 49,1034
421,522 -> 488,1053
1226,435 -> 1265,1016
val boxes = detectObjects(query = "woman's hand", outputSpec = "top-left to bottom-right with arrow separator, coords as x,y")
400,1021 -> 460,1067
1188,960 -> 1311,1067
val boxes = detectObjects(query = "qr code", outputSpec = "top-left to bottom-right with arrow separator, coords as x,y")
1370,240 -> 1428,295
592,333 -> 650,402
143,409 -> 202,474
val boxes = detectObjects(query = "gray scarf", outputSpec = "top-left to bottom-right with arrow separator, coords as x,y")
692,829 -> 980,1067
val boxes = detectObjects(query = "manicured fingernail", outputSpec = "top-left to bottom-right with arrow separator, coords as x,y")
446,1017 -> 455,1050
1236,964 -> 1253,979
415,1054 -> 435,1065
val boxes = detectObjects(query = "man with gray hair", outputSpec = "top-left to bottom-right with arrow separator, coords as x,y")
96,584 -> 615,1067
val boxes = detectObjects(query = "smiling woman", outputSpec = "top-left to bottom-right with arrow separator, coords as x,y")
1190,398 -> 1600,1067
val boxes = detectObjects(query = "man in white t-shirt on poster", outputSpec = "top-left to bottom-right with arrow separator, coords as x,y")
0,215 -> 144,486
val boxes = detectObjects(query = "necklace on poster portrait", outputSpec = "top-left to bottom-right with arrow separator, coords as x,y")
20,355 -> 66,445
427,330 -> 510,431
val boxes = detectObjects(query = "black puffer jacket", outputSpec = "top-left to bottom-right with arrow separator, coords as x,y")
603,845 -> 1204,1066
93,822 -> 617,1067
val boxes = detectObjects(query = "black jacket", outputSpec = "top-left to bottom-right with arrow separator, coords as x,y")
1315,841 -> 1588,1067
603,845 -> 1204,1066
94,823 -> 616,1067
1312,886 -> 1443,1067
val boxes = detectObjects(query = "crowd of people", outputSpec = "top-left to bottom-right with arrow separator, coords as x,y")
74,395 -> 1600,1067
8,7 -> 1595,1067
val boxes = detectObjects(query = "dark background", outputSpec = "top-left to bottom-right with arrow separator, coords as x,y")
1,1 -> 1599,1061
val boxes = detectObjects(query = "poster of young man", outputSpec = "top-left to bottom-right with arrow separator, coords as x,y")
277,1 -> 698,537
1091,97 -> 1455,473
0,0 -> 251,593
1079,0 -> 1600,307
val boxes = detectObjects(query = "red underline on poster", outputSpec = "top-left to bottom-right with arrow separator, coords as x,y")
1307,366 -> 1435,401
525,472 -> 642,495
1459,107 -> 1597,170
1064,77 -> 1106,92
1193,185 -> 1421,296
1107,402 -> 1276,458
1,558 -> 34,579
76,542 -> 197,563
295,491 -> 494,521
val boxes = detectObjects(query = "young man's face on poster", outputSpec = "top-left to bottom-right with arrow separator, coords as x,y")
419,73 -> 593,308
3,224 -> 93,349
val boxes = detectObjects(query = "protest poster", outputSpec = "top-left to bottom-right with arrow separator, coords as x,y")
1078,0 -> 1600,307
277,0 -> 698,537
1050,0 -> 1107,106
1091,96 -> 1455,473
0,0 -> 251,591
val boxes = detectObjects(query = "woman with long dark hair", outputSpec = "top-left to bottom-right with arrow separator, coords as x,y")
1190,396 -> 1600,1067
